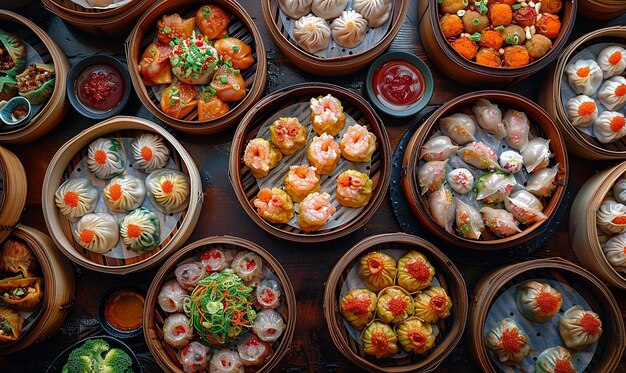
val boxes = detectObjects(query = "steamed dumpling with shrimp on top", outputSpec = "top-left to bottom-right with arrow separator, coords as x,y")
310,94 -> 346,136
269,117 -> 307,155
146,169 -> 190,214
335,170 -> 373,208
243,138 -> 283,178
283,165 -> 321,203
297,192 -> 336,231
307,133 -> 341,175
339,124 -> 377,162
253,187 -> 295,224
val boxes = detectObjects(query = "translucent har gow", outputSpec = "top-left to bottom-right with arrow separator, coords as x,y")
593,111 -> 626,144
455,198 -> 484,240
199,247 -> 233,272
503,109 -> 530,151
256,279 -> 282,309
428,186 -> 456,233
331,10 -> 368,49
526,163 -> 559,198
163,313 -> 194,349
179,341 -> 210,372
175,262 -> 207,291
598,76 -> 626,111
157,279 -> 188,313
418,159 -> 447,195
353,0 -> 392,27
420,135 -> 459,161
311,0 -> 349,20
439,113 -> 477,145
457,141 -> 500,170
252,309 -> 286,343
278,0 -> 313,19
294,15 -> 331,54
597,45 -> 626,79
446,168 -> 474,194
231,251 -> 264,284
499,150 -> 523,174
558,305 -> 602,350
479,207 -> 521,238
73,213 -> 119,254
54,178 -> 98,219
566,95 -> 598,128
602,233 -> 626,269
565,59 -> 603,96
486,318 -> 530,365
210,349 -> 244,373
237,334 -> 271,367
472,98 -> 506,139
505,190 -> 547,225
596,199 -> 626,235
521,137 -> 552,173
474,171 -> 516,204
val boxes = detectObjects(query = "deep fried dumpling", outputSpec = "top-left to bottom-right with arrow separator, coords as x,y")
361,321 -> 398,358
357,251 -> 396,292
103,175 -> 146,213
340,288 -> 376,330
486,318 -> 530,365
565,59 -> 603,96
0,239 -> 38,277
145,169 -> 190,214
597,199 -> 626,235
559,305 -> 602,350
86,138 -> 125,179
516,280 -> 562,323
294,15 -> 331,54
0,306 -> 23,343
397,250 -> 434,292
0,276 -> 43,311
73,213 -> 119,254
413,286 -> 452,323
396,317 -> 435,354
195,4 -> 230,40
157,13 -> 195,45
54,178 -> 99,219
131,133 -> 170,173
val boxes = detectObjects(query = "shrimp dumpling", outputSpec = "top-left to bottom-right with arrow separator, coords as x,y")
200,247 -> 234,272
457,141 -> 500,170
119,207 -> 160,253
499,150 -> 524,174
252,309 -> 286,342
429,186 -> 456,233
376,287 -> 414,324
474,171 -> 516,204
559,305 -> 602,349
54,178 -> 98,219
472,98 -> 506,139
480,207 -> 521,237
335,170 -> 372,208
237,335 -> 271,367
566,95 -> 598,128
521,137 -> 552,173
157,279 -> 188,313
284,165 -> 321,203
256,279 -> 282,309
503,109 -> 530,151
361,321 -> 398,358
505,190 -> 547,225
331,10 -> 368,49
310,94 -> 346,136
145,169 -> 190,214
420,135 -> 459,161
446,168 -> 474,194
486,318 -> 530,365
596,199 -> 626,234
396,318 -> 435,354
397,250 -> 435,292
565,59 -> 603,96
163,313 -> 193,349
131,133 -> 170,173
439,113 -> 476,145
340,288 -> 376,330
73,213 -> 119,254
210,349 -> 244,373
243,138 -> 283,178
593,111 -> 626,144
103,175 -> 146,213
253,187 -> 295,224
353,0 -> 392,27
603,232 -> 626,270
357,251 -> 396,292
179,341 -> 210,372
339,124 -> 377,162
536,346 -> 578,373
597,45 -> 626,79
598,76 -> 626,111
516,280 -> 562,323
269,117 -> 307,155
455,198 -> 484,240
298,192 -> 336,231
175,262 -> 206,291
86,138 -> 125,179
294,14 -> 331,54
312,0 -> 349,19
278,0 -> 313,19
231,251 -> 264,284
413,286 -> 452,323
527,163 -> 559,198
307,133 -> 341,175
418,159 -> 448,195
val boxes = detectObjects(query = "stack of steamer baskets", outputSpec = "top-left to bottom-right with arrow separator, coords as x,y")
539,26 -> 626,160
578,0 -> 626,21
0,10 -> 69,144
418,0 -> 576,87
41,0 -> 157,39
324,233 -> 468,372
468,258 -> 625,372
144,236 -> 296,373
41,116 -> 202,274
0,146 -> 76,355
125,0 -> 267,135
400,91 -> 568,253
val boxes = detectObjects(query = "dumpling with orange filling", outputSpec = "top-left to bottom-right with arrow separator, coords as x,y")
253,187 -> 295,224
357,251 -> 396,292
361,321 -> 398,358
138,43 -> 172,86
397,250 -> 435,292
195,4 -> 230,40
198,90 -> 230,121
214,37 -> 254,70
396,318 -> 436,354
156,14 -> 195,45
377,287 -> 414,324
413,286 -> 452,323
339,288 -> 376,331
161,82 -> 198,119
269,117 -> 307,155
335,170 -> 372,208
210,65 -> 246,102
516,280 -> 562,323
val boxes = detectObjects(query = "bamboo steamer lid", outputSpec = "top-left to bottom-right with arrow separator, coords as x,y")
0,146 -> 26,243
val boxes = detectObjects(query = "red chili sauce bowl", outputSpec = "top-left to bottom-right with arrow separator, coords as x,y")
366,52 -> 434,117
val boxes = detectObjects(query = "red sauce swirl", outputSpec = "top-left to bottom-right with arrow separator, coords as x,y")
372,60 -> 425,110
76,64 -> 124,111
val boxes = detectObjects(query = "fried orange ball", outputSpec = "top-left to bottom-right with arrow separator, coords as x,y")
451,37 -> 479,60
476,47 -> 502,67
440,14 -> 464,39
503,45 -> 530,67
489,3 -> 513,27
536,14 -> 561,39
539,0 -> 562,14
480,29 -> 504,50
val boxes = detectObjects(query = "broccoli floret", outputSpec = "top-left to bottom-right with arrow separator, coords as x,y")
62,354 -> 95,373
81,339 -> 110,356
61,339 -> 134,373
100,348 -> 133,373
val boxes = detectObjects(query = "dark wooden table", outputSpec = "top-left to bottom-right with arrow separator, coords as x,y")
1,1 -> 625,372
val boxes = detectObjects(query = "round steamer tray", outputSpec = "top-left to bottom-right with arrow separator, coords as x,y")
400,91 -> 569,253
390,109 -> 571,266
468,257 -> 625,373
125,0 -> 267,135
417,0 -> 577,87
324,233 -> 468,373
229,82 -> 392,243
42,115 -> 203,275
261,0 -> 410,76
538,26 -> 626,160
0,10 -> 70,144
144,235 -> 296,373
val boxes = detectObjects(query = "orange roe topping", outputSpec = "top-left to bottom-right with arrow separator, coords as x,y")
616,84 -> 626,97
609,51 -> 623,66
610,116 -> 626,133
64,191 -> 79,208
161,180 -> 174,194
388,297 -> 408,317
406,259 -> 431,282
579,313 -> 601,335
536,291 -> 560,314
257,188 -> 273,202
499,328 -> 522,353
371,332 -> 389,353
341,293 -> 372,318
126,224 -> 142,239
408,331 -> 426,346
612,215 -> 626,224
79,229 -> 95,244
108,184 -> 122,201
578,101 -> 596,116
430,296 -> 447,313
94,149 -> 107,165
141,146 -> 153,161
554,359 -> 575,373
367,257 -> 384,275
576,67 -> 590,78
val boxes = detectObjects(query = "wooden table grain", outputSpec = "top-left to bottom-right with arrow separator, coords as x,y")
1,1 -> 625,372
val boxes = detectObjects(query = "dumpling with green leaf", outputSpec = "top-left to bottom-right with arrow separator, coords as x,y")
0,29 -> 26,77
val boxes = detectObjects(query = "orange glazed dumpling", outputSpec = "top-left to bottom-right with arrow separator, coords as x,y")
195,4 -> 230,40
214,37 -> 254,70
396,318 -> 436,354
362,321 -> 398,358
310,94 -> 346,136
413,286 -> 452,323
357,251 -> 397,292
339,288 -> 376,331
156,13 -> 195,45
243,138 -> 282,178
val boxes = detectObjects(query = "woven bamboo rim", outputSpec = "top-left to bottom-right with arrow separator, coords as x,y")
418,0 -> 576,87
400,90 -> 568,251
0,10 -> 69,144
43,0 -> 143,19
144,235 -> 296,373
468,257 -> 625,373
261,0 -> 410,76
125,0 -> 267,135
570,161 -> 626,290
228,83 -> 392,243
538,26 -> 626,160
0,146 -> 26,244
0,225 -> 76,355
324,233 -> 468,373
41,116 -> 203,274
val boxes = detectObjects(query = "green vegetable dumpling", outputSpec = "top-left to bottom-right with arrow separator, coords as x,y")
15,63 -> 55,105
0,29 -> 26,77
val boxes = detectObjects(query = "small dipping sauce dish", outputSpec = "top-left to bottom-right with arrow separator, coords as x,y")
98,285 -> 145,339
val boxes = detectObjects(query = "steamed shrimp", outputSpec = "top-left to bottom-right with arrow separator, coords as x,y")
336,170 -> 373,208
269,117 -> 307,155
310,94 -> 347,136
298,192 -> 337,232
284,165 -> 321,203
306,133 -> 341,175
253,187 -> 294,224
340,124 -> 377,162
243,138 -> 283,178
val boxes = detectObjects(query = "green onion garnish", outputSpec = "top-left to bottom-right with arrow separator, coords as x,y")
512,3 -> 521,10
495,25 -> 506,31
219,76 -> 229,84
470,32 -> 481,42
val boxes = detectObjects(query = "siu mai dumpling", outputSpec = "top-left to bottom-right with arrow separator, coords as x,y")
0,276 -> 43,311
457,142 -> 500,170
485,318 -> 530,365
335,170 -> 373,208
377,287 -> 414,324
439,113 -> 477,145
103,175 -> 146,213
516,280 -> 562,323
307,134 -> 340,175
340,124 -> 377,162
73,213 -> 119,254
396,317 -> 436,354
269,117 -> 307,155
505,190 -> 547,225
397,250 -> 435,292
598,76 -> 626,111
253,187 -> 295,224
145,169 -> 191,214
195,4 -> 230,40
361,321 -> 398,358
283,165 -> 321,203
418,160 -> 448,195
597,45 -> 626,79
210,349 -> 244,373
357,251 -> 397,292
339,288 -> 376,330
0,306 -> 23,343
54,178 -> 98,220
119,207 -> 161,253
131,133 -> 170,173
310,94 -> 346,136
559,305 -> 602,350
480,207 -> 521,238
566,95 -> 598,128
156,13 -> 195,45
243,138 -> 283,178
472,98 -> 506,139
420,135 -> 459,161
455,198 -> 484,240
536,346 -> 578,373
87,138 -> 125,179
413,286 -> 452,323
597,199 -> 626,235
565,59 -> 603,96
297,192 -> 336,232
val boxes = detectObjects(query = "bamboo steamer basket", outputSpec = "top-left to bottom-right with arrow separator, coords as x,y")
418,0 -> 577,87
125,0 -> 267,135
570,161 -> 626,289
0,0 -> 36,10
261,0 -> 410,76
538,26 -> 626,160
578,0 -> 626,21
324,233 -> 468,373
0,146 -> 26,243
0,10 -> 69,144
229,83 -> 392,242
468,257 -> 625,372
41,116 -> 203,274
401,91 -> 568,251
144,235 -> 296,373
41,0 -> 158,39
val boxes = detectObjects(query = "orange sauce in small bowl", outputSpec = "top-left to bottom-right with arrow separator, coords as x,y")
104,290 -> 145,331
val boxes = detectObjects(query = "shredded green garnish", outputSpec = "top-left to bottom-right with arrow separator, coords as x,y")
169,99 -> 175,106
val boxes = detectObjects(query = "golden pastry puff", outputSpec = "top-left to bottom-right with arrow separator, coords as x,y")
335,170 -> 373,208
0,306 -> 23,343
0,276 -> 44,312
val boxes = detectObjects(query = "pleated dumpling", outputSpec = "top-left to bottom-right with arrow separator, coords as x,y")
237,335 -> 271,367
428,186 -> 456,233
376,287 -> 414,324
54,178 -> 98,219
396,317 -> 435,354
503,110 -> 530,151
413,286 -> 452,323
516,280 -> 562,323
209,349 -> 244,373
252,309 -> 286,343
566,95 -> 598,128
480,207 -> 521,238
339,288 -> 376,330
614,177 -> 626,203
357,251 -> 396,292
485,318 -> 530,365
294,14 -> 331,54
593,111 -> 626,144
597,199 -> 626,235
499,150 -> 524,174
278,0 -> 313,19
103,175 -> 146,213
420,135 -> 459,161
86,138 -> 126,179
474,171 -> 516,204
558,305 -> 602,350
598,76 -> 626,111
73,213 -> 119,254
231,251 -> 264,284
145,169 -> 190,214
361,321 -> 398,358
163,313 -> 193,349
131,133 -> 170,173
597,45 -> 626,79
527,163 -> 559,198
331,10 -> 368,49
565,59 -> 603,96
418,159 -> 448,195
157,279 -> 188,313
397,250 -> 434,292
504,190 -> 547,225
455,198 -> 484,240
521,137 -> 552,173
439,113 -> 477,145
535,346 -> 577,373
472,98 -> 506,139
120,207 -> 160,253
447,168 -> 474,194
457,141 -> 500,170
603,232 -> 626,270
353,0 -> 392,27
312,0 -> 349,19
0,306 -> 23,343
